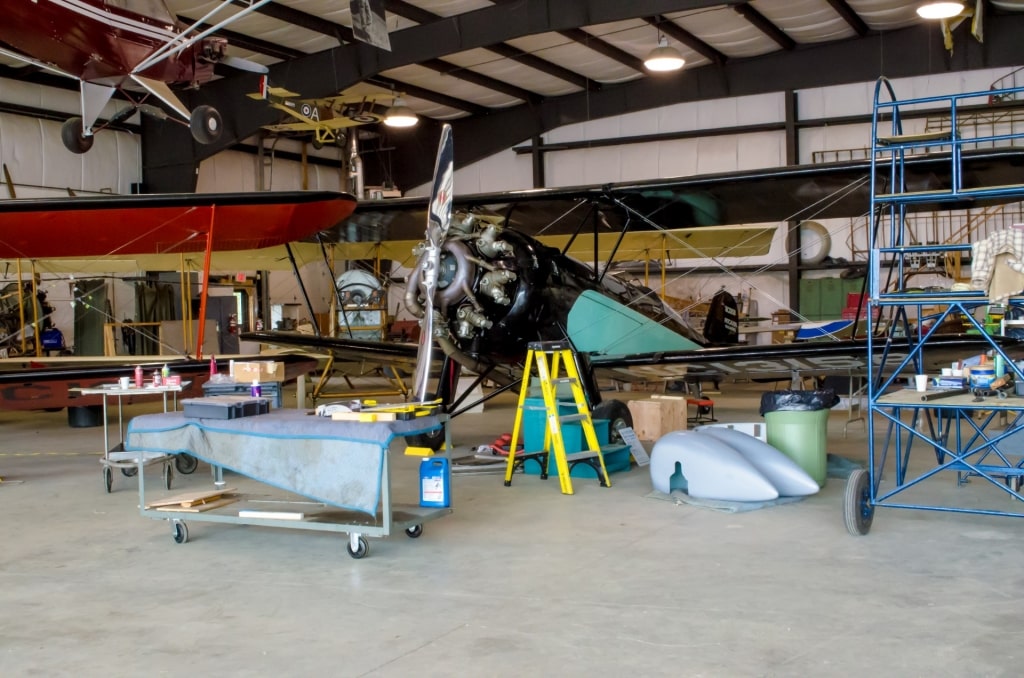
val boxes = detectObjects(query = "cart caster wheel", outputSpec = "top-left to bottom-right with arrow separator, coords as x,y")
844,469 -> 874,536
346,536 -> 369,559
172,521 -> 189,544
405,524 -> 423,538
103,466 -> 113,493
163,463 -> 173,490
175,454 -> 198,475
121,466 -> 138,477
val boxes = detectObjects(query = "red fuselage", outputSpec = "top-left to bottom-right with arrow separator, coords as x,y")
0,0 -> 223,86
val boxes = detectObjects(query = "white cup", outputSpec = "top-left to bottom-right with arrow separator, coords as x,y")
118,376 -> 131,389
915,374 -> 928,392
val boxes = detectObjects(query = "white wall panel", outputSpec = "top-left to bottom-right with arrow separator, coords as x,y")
196,151 -> 257,192
619,143 -> 659,180
695,135 -> 739,174
737,131 -> 786,169
0,114 -> 139,197
657,138 -> 700,178
620,108 -> 661,136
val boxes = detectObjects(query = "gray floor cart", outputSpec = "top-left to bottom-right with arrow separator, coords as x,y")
124,408 -> 452,558
73,383 -> 186,493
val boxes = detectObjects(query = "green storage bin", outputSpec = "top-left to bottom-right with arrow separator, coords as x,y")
764,409 -> 830,487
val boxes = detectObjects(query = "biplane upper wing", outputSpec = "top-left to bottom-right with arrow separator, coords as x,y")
325,146 -> 1024,246
0,191 -> 357,259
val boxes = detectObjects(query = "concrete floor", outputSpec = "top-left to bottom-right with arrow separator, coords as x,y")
1,381 -> 1023,677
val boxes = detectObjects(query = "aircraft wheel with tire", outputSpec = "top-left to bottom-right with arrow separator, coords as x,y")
172,520 -> 189,544
405,524 -> 423,538
102,466 -> 113,493
311,137 -> 324,150
347,535 -> 369,559
175,454 -> 198,475
61,117 -> 94,154
843,468 -> 874,536
189,105 -> 222,144
592,400 -> 632,443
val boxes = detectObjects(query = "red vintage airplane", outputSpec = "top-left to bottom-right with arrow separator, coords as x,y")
0,0 -> 270,153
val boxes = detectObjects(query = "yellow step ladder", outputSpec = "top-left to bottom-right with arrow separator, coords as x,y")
503,341 -> 611,494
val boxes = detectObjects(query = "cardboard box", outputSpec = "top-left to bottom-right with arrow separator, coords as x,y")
627,397 -> 687,441
231,361 -> 284,384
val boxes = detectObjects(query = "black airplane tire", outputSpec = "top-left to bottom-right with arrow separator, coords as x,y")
311,137 -> 324,150
190,105 -> 222,144
61,117 -> 94,154
592,400 -> 632,444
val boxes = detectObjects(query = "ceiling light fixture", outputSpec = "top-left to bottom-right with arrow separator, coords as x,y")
644,35 -> 685,73
916,2 -> 965,19
383,97 -> 418,128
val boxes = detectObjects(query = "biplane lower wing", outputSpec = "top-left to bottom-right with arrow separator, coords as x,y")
589,334 -> 1023,384
241,331 -> 422,368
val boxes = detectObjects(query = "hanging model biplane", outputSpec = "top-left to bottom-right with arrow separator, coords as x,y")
248,79 -> 414,149
243,125 -> 1024,445
0,189 -> 357,413
0,0 -> 271,154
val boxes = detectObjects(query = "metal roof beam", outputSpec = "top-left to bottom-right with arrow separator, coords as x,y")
558,28 -> 646,73
369,76 -> 488,115
825,0 -> 870,37
644,15 -> 727,65
385,1 -> 596,92
733,3 -> 796,51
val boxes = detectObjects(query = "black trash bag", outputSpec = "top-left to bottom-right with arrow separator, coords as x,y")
759,389 -> 840,415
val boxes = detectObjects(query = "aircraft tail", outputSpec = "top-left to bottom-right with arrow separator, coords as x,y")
702,289 -> 739,345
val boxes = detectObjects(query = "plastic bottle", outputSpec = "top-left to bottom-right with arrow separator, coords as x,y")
209,355 -> 217,376
251,379 -> 261,398
134,365 -> 143,388
161,364 -> 170,380
153,369 -> 162,387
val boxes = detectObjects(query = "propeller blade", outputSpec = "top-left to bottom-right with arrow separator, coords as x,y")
411,123 -> 454,402
220,55 -> 269,74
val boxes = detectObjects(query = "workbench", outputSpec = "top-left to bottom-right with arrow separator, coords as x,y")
859,386 -> 1024,521
124,408 -> 451,558
72,383 -> 187,493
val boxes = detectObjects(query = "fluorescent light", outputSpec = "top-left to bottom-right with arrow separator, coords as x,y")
384,98 -> 418,128
916,2 -> 965,19
644,36 -> 685,73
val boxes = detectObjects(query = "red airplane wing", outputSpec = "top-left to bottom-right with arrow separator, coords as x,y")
0,191 -> 357,259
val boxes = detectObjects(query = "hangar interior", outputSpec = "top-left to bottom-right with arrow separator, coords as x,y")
2,1 -> 1024,675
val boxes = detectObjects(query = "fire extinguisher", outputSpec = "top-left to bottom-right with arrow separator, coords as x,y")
228,313 -> 238,334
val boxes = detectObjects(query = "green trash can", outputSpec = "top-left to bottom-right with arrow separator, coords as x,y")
761,390 -> 838,488
764,409 -> 830,487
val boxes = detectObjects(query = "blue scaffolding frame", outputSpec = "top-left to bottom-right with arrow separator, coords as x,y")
845,77 -> 1024,535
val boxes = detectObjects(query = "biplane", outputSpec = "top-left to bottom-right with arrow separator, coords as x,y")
244,125 -> 1024,445
249,79 -> 416,149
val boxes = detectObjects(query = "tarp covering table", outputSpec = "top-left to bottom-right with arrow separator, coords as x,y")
125,409 -> 442,515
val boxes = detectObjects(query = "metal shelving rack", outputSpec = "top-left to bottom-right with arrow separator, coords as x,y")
845,77 -> 1024,535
